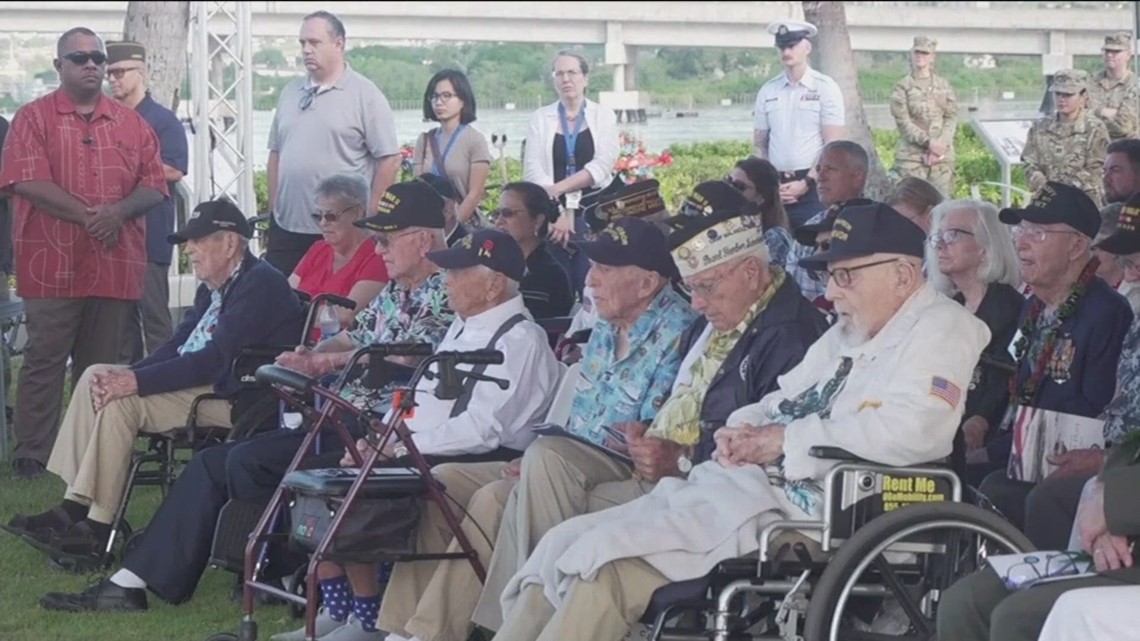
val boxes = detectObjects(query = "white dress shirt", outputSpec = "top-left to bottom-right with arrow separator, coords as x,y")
400,294 -> 560,456
523,98 -> 619,189
753,67 -> 845,172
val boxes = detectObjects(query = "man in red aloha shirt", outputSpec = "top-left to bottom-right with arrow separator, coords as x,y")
0,27 -> 167,480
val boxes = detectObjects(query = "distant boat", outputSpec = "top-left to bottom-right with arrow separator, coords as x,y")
505,102 -> 516,110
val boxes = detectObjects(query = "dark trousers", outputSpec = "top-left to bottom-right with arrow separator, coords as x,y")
266,215 -> 322,277
977,470 -> 1093,548
546,216 -> 590,301
120,262 -> 174,365
124,426 -> 520,605
14,297 -> 132,464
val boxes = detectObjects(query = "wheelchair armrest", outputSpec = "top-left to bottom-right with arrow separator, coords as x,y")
809,446 -> 869,463
809,445 -> 950,469
187,392 -> 229,430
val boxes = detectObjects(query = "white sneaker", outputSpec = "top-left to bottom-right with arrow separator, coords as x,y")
270,609 -> 346,641
317,616 -> 385,641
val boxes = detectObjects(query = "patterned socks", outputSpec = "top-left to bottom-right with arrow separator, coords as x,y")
353,594 -> 381,633
319,576 -> 352,623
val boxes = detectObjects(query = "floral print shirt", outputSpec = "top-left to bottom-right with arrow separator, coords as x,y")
1101,319 -> 1140,445
568,286 -> 699,444
339,273 -> 455,410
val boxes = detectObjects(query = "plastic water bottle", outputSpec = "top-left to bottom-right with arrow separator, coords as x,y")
317,303 -> 340,341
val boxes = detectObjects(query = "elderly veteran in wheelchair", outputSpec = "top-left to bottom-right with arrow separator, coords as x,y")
2,199 -> 305,562
27,184 -> 458,614
489,202 -> 990,641
469,189 -> 829,635
346,217 -> 698,641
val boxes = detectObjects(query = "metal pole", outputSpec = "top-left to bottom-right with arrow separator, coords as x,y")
237,1 -> 255,221
192,1 -> 211,209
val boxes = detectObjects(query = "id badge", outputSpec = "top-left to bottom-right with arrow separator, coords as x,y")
566,190 -> 582,211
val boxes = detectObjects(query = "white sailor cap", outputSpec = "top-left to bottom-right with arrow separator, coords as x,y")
767,19 -> 818,47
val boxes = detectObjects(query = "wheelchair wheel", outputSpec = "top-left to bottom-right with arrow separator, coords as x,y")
121,528 -> 144,559
288,564 -> 317,620
802,502 -> 1033,641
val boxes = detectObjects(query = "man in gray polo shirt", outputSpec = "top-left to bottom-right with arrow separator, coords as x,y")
266,10 -> 401,276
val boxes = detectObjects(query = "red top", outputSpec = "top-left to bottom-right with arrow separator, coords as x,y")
0,90 -> 168,300
293,237 -> 388,298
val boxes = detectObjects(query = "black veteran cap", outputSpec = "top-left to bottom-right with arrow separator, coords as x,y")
416,172 -> 459,202
768,19 -> 818,48
664,180 -> 756,239
426,229 -> 526,281
1094,192 -> 1140,255
793,198 -> 875,246
168,199 -> 252,244
583,179 -> 667,234
355,181 -> 445,233
998,181 -> 1100,240
106,41 -> 146,65
798,202 -> 926,271
573,217 -> 680,280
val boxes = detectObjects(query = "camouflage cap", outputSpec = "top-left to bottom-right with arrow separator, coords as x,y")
1049,69 -> 1089,94
1103,31 -> 1132,52
912,36 -> 937,54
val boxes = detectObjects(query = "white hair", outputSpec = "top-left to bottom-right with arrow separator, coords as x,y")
925,199 -> 1021,295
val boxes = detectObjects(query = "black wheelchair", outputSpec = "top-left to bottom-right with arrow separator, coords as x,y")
49,291 -> 356,573
644,446 -> 1033,641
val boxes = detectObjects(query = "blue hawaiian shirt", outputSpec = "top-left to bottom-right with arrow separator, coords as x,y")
177,263 -> 242,356
339,273 -> 455,409
567,285 -> 699,444
1101,319 -> 1140,445
764,226 -> 794,268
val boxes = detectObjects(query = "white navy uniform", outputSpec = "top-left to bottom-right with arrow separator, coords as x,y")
753,68 -> 845,174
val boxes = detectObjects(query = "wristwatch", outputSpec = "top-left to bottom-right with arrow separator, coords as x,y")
677,453 -> 693,475
393,443 -> 409,459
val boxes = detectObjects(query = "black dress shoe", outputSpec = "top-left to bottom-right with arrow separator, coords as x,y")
12,458 -> 45,480
24,520 -> 107,558
1,505 -> 75,542
40,578 -> 148,613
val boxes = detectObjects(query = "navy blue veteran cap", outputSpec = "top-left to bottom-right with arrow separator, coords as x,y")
169,199 -> 253,244
426,229 -> 526,281
797,202 -> 926,271
1095,192 -> 1140,255
573,217 -> 680,280
793,198 -> 875,246
355,181 -> 445,233
663,180 -> 756,235
998,181 -> 1100,240
582,178 -> 667,234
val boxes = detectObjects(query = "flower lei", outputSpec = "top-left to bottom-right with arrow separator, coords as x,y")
1009,257 -> 1099,405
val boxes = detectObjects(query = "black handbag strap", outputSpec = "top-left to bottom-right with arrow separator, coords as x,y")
449,313 -> 528,418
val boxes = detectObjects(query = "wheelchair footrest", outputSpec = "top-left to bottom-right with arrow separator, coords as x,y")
210,499 -> 268,573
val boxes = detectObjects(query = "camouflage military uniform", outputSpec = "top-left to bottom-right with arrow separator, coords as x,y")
889,36 -> 959,196
1087,32 -> 1139,142
1022,69 -> 1110,207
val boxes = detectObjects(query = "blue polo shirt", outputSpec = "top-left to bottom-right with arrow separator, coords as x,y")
135,94 -> 188,265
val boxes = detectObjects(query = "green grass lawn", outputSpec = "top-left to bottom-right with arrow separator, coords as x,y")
0,356 -> 302,641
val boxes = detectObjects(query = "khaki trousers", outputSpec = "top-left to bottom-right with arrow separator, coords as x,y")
494,557 -> 670,641
472,436 -> 650,631
46,365 -> 231,523
378,461 -> 515,641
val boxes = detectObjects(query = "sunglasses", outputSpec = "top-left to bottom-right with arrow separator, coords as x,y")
310,204 -> 359,224
106,66 -> 142,80
491,207 -> 526,219
723,175 -> 749,192
63,51 -> 107,66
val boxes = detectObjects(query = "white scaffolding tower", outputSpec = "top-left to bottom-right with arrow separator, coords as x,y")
190,1 -> 256,221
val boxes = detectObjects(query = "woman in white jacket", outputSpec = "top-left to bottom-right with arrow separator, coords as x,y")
523,50 -> 619,297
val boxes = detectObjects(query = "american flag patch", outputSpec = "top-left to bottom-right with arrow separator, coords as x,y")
930,376 -> 962,408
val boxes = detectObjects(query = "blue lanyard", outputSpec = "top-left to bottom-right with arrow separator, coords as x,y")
432,124 -> 467,177
558,102 -> 585,175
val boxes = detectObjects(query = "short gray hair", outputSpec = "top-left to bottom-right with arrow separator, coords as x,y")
925,199 -> 1021,294
820,140 -> 869,175
315,173 -> 369,209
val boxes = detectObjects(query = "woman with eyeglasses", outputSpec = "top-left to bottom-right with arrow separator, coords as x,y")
413,69 -> 491,230
726,157 -> 794,268
522,50 -> 620,297
289,173 -> 387,329
494,182 -> 574,319
925,199 -> 1023,486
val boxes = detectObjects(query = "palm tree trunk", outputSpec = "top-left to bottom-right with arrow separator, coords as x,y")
123,1 -> 191,113
802,1 -> 893,199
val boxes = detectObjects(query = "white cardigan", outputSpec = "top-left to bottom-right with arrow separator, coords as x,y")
522,98 -> 619,189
